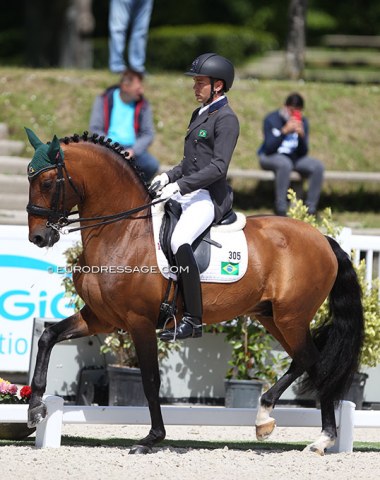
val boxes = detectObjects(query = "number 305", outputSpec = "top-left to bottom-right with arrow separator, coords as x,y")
228,251 -> 241,261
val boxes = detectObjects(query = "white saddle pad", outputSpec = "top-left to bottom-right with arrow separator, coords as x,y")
151,202 -> 248,283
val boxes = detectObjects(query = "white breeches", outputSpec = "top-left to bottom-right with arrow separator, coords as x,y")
170,189 -> 215,254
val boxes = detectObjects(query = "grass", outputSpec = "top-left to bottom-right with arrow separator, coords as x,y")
0,67 -> 379,226
1,435 -> 380,452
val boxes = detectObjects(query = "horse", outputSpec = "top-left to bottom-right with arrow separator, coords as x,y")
25,130 -> 364,455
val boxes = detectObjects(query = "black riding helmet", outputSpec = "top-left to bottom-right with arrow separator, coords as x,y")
185,53 -> 235,93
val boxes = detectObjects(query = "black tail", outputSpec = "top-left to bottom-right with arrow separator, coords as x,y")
302,236 -> 364,402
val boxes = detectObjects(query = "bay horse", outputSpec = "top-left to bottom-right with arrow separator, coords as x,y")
26,130 -> 364,455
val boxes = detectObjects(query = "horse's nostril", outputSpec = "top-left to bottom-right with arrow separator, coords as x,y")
33,235 -> 46,247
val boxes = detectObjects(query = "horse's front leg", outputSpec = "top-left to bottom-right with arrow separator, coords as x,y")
128,322 -> 166,454
28,311 -> 90,428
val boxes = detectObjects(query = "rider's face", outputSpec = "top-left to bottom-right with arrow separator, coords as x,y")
193,76 -> 212,104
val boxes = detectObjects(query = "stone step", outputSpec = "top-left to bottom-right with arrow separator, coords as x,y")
0,139 -> 25,156
0,173 -> 29,194
0,208 -> 27,225
0,156 -> 29,175
0,192 -> 29,210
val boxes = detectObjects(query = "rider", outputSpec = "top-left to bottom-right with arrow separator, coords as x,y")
152,53 -> 240,341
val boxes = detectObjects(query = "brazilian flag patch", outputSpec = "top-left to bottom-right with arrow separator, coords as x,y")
198,129 -> 207,138
221,262 -> 239,276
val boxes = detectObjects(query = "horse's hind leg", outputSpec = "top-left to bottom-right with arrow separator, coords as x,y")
304,399 -> 336,455
254,315 -> 319,441
256,361 -> 305,440
28,309 -> 91,427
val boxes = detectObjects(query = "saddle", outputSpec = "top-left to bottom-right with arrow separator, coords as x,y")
157,200 -> 238,328
159,199 -> 237,273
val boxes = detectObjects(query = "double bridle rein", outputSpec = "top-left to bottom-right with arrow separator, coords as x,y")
27,151 -> 164,235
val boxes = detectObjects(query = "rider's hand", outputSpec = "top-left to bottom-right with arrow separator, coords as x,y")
149,173 -> 169,195
159,182 -> 180,199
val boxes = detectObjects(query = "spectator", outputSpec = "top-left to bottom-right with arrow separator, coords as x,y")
257,92 -> 324,216
109,0 -> 154,74
89,69 -> 159,182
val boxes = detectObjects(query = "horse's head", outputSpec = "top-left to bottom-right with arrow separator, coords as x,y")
25,128 -> 81,248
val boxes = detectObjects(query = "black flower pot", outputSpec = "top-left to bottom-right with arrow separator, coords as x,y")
107,365 -> 148,406
224,379 -> 264,408
344,372 -> 368,410
0,422 -> 35,440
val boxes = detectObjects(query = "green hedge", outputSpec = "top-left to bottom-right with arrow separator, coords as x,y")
93,24 -> 276,70
146,24 -> 276,71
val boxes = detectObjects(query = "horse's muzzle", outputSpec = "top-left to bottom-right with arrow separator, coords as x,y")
29,227 -> 60,248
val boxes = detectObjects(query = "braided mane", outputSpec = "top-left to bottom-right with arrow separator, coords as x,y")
59,131 -> 151,195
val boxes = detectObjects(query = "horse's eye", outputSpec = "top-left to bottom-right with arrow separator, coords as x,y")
41,179 -> 53,191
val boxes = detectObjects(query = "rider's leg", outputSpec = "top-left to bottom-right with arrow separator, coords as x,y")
159,243 -> 203,340
158,189 -> 214,341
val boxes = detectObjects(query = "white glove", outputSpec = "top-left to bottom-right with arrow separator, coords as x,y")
150,173 -> 169,194
159,182 -> 180,200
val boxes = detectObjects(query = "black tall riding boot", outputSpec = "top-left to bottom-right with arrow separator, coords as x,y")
159,243 -> 202,341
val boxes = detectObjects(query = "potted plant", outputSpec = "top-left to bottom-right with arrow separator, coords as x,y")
215,318 -> 290,408
287,190 -> 380,408
62,242 -> 178,406
0,378 -> 33,440
99,329 -> 180,406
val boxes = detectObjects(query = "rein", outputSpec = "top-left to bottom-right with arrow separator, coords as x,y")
27,143 -> 165,234
56,196 -> 165,234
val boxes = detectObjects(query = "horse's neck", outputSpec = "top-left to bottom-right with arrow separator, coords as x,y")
70,143 -> 149,214
66,142 -> 151,242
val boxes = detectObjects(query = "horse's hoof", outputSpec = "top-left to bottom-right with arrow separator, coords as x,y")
303,444 -> 325,456
27,402 -> 47,428
129,444 -> 152,454
256,418 -> 276,441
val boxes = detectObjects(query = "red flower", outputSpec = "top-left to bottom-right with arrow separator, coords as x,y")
20,385 -> 32,399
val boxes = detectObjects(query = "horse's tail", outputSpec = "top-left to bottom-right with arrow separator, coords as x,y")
303,236 -> 365,402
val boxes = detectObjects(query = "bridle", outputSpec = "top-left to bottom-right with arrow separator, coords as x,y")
27,150 -> 83,227
27,150 -> 165,235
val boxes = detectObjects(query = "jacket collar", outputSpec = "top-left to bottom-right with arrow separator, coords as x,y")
186,97 -> 229,136
208,96 -> 228,114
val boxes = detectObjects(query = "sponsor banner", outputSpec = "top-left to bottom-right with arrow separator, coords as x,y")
0,225 -> 80,372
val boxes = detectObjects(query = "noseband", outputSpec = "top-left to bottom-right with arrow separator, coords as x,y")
26,151 -> 83,231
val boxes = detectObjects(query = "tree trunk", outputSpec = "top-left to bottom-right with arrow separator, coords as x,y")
59,0 -> 95,68
285,0 -> 307,80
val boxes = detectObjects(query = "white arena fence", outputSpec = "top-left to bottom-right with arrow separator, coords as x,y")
339,228 -> 380,299
2,396 -> 380,453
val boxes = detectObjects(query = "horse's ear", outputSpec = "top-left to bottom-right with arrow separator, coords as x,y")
24,127 -> 44,150
47,135 -> 61,162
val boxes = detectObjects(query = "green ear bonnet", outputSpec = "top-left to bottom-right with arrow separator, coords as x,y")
25,128 -> 64,178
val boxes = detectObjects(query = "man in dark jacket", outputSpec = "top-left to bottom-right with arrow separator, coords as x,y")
257,92 -> 324,216
152,53 -> 240,341
89,69 -> 159,181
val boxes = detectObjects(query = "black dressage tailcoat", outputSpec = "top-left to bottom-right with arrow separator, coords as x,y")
166,97 -> 239,223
